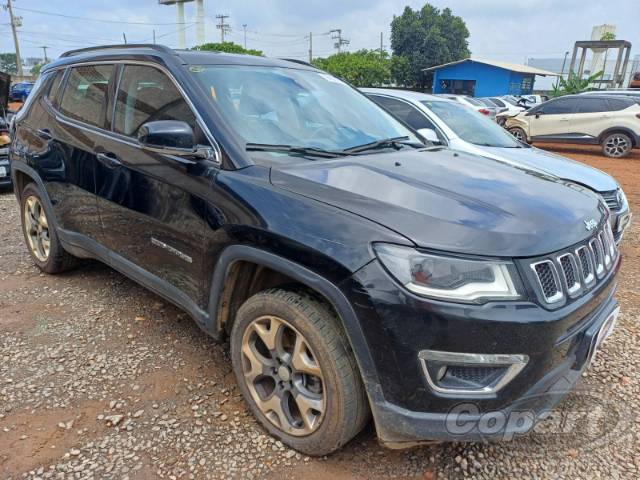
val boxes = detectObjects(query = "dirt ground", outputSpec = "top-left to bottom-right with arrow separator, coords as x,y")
1,143 -> 639,479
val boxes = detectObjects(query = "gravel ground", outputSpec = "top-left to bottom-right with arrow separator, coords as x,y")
1,143 -> 639,479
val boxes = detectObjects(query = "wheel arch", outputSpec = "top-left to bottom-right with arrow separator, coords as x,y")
598,127 -> 638,147
205,245 -> 382,398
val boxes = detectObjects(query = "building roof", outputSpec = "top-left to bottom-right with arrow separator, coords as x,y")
422,58 -> 558,76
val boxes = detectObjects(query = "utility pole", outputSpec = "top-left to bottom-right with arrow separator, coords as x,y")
556,51 -> 569,88
379,32 -> 384,55
122,32 -> 128,44
242,24 -> 247,49
40,46 -> 49,63
330,29 -> 349,53
215,14 -> 230,43
308,32 -> 313,63
153,29 -> 156,44
5,0 -> 23,77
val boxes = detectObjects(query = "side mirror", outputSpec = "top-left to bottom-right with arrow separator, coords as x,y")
138,120 -> 199,156
417,128 -> 441,144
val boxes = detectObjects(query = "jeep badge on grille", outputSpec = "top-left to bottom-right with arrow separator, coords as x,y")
584,219 -> 598,231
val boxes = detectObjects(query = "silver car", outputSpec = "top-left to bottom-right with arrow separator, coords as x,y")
362,88 -> 631,242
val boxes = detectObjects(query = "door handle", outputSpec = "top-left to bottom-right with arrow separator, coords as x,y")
96,152 -> 121,168
36,128 -> 52,140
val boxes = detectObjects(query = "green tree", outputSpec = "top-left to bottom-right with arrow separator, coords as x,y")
550,70 -> 604,97
192,42 -> 263,57
312,50 -> 391,87
31,63 -> 44,77
600,32 -> 616,41
0,53 -> 18,74
390,4 -> 470,88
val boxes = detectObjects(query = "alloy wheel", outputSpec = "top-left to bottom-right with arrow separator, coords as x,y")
241,315 -> 326,436
604,135 -> 631,158
23,195 -> 50,262
510,128 -> 525,142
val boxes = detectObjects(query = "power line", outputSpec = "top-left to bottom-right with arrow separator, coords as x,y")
11,6 -> 187,26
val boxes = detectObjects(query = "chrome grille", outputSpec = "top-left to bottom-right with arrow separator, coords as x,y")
530,223 -> 617,305
601,190 -> 621,211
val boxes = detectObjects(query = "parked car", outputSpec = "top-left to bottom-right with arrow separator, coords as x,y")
505,94 -> 640,158
9,81 -> 34,102
477,97 -> 508,115
521,94 -> 548,104
363,88 -> 630,242
629,71 -> 640,89
435,93 -> 497,120
0,71 -> 10,188
12,44 -> 621,455
486,96 -> 525,125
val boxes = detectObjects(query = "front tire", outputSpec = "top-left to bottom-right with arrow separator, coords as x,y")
508,126 -> 528,143
230,288 -> 370,456
602,132 -> 632,158
20,183 -> 78,274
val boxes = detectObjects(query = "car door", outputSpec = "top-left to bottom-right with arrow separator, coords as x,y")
569,97 -> 611,139
94,63 -> 210,305
17,65 -> 114,241
527,98 -> 575,139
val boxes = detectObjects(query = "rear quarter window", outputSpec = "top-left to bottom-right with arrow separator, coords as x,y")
606,97 -> 635,111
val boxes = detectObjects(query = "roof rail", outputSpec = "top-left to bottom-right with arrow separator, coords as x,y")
279,58 -> 315,67
60,44 -> 174,58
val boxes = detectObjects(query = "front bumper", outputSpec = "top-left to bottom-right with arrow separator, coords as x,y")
341,256 -> 620,446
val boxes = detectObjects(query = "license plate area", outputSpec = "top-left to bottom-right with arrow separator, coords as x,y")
0,166 -> 6,177
586,306 -> 620,367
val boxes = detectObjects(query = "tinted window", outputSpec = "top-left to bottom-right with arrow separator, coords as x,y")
47,71 -> 63,105
371,95 -> 437,131
575,98 -> 610,113
114,65 -> 198,138
539,98 -> 574,114
606,97 -> 634,111
463,97 -> 483,107
490,98 -> 506,107
60,65 -> 113,128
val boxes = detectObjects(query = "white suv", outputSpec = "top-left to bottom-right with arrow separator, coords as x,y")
505,94 -> 640,158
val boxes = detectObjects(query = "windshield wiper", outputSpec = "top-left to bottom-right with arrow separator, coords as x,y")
342,136 -> 414,154
246,143 -> 347,158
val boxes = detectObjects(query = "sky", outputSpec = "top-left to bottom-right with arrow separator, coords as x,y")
1,0 -> 638,68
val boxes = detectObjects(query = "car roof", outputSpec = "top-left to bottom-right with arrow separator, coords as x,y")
43,44 -> 319,73
360,88 -> 445,102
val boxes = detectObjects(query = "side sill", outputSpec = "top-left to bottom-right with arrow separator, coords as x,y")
58,228 -> 212,335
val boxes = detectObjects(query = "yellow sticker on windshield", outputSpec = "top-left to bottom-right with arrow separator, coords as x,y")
210,86 -> 217,100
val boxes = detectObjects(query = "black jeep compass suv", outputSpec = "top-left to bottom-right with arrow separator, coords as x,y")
10,45 -> 621,455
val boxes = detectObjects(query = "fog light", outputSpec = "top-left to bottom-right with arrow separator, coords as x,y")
418,350 -> 528,396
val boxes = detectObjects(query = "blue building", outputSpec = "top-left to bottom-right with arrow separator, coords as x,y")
423,59 -> 557,97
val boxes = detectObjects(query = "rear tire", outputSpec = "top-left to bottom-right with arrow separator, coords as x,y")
20,183 -> 78,274
508,127 -> 528,143
230,288 -> 370,456
601,132 -> 632,158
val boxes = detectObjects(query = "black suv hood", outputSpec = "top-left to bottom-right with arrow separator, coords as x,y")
270,148 -> 606,258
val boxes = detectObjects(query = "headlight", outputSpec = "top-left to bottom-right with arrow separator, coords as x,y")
374,244 -> 522,303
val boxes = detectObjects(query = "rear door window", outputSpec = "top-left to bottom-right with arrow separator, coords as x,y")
574,98 -> 610,113
46,70 -> 64,106
59,65 -> 114,128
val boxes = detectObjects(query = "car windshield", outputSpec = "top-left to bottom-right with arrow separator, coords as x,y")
188,65 -> 419,159
422,100 -> 521,148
